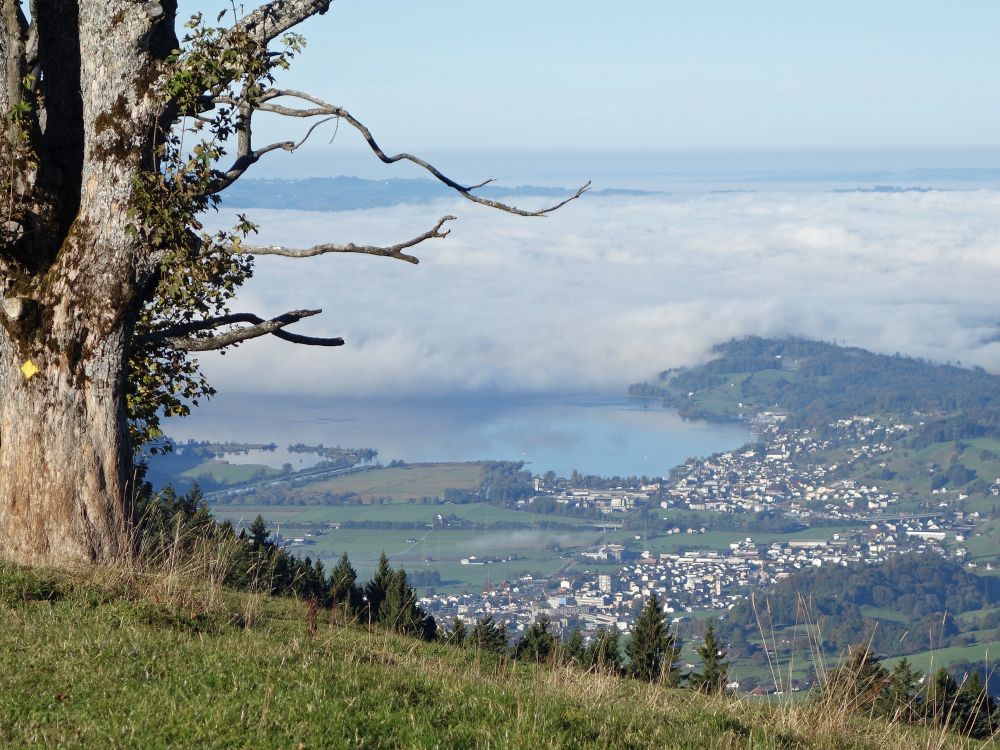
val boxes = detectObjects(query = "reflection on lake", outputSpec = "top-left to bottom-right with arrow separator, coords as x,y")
164,394 -> 751,478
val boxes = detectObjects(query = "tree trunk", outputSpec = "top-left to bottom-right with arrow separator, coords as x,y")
0,3 -> 174,567
0,326 -> 129,566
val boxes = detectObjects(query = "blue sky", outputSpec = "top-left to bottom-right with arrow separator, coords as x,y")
186,0 -> 1000,156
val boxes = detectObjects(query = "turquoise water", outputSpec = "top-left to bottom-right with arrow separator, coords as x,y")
165,395 -> 751,478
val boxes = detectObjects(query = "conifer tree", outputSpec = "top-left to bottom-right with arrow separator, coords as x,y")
825,645 -> 887,711
515,616 -> 556,663
956,670 -> 994,739
925,668 -> 960,728
626,593 -> 680,684
248,515 -> 271,550
329,552 -> 361,615
468,616 -> 509,655
364,552 -> 392,623
879,658 -> 920,722
378,568 -> 423,634
134,483 -> 214,557
420,613 -> 438,643
690,620 -> 728,694
295,556 -> 326,602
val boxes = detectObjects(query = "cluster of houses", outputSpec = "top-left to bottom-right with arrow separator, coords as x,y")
662,415 -> 917,520
417,414 -> 987,650
420,516 -> 971,640
525,483 -> 657,514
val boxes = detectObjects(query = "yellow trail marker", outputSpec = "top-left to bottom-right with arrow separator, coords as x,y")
21,360 -> 39,380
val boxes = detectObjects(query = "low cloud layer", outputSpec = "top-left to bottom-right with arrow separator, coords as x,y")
198,190 -> 1000,397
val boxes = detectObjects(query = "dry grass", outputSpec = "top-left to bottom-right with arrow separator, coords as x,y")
0,535 -> 996,748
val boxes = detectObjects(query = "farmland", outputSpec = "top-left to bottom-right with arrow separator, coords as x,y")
206,516 -> 608,589
287,462 -> 483,501
209,462 -> 610,588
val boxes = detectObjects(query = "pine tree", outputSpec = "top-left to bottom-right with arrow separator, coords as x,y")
515,616 -> 555,663
420,613 -> 438,643
925,668 -> 960,728
587,627 -> 622,674
248,515 -> 270,550
625,593 -> 680,684
690,620 -> 728,694
378,568 -> 423,634
825,645 -> 887,711
468,616 -> 509,655
957,670 -> 994,739
294,556 -> 327,602
329,552 -> 361,615
364,552 -> 392,624
879,658 -> 920,722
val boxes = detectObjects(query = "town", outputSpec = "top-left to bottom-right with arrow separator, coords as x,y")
416,412 -> 981,642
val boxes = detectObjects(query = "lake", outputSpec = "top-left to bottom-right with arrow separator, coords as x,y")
163,394 -> 751,478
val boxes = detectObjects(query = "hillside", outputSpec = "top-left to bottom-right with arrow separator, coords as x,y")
629,336 -> 1000,429
0,565 -> 980,750
721,554 -> 1000,662
630,335 -> 1000,503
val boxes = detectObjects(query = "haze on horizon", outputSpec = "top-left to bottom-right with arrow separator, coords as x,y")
178,1 -> 1000,405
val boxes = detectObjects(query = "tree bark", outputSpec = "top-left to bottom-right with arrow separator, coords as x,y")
0,326 -> 129,566
0,3 -> 172,566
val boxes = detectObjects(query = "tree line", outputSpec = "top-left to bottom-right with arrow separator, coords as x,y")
438,592 -> 730,696
824,647 -> 998,740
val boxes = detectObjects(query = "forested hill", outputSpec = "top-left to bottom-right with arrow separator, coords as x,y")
220,176 -> 653,212
720,554 -> 1000,659
629,336 -> 1000,429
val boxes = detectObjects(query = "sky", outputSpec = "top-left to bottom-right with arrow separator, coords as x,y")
172,2 -> 1000,404
184,1 -> 1000,157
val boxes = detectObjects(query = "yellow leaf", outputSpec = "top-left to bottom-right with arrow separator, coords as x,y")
20,360 -> 39,380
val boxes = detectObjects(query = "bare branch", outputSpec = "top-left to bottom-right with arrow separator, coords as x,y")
242,215 -> 457,265
230,0 -> 332,46
149,309 -> 344,352
209,115 -> 336,194
212,89 -> 591,216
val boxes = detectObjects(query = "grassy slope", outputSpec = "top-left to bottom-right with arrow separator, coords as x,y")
0,567 -> 985,750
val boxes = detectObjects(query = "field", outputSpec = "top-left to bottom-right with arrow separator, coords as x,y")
179,459 -> 281,484
207,461 -> 615,589
212,500 -> 594,528
716,637 -> 1000,694
883,641 -> 1000,675
602,524 -> 868,555
211,496 -> 609,589
839,436 -> 1000,508
292,526 -> 605,589
959,516 -> 1000,562
289,462 -> 483,501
